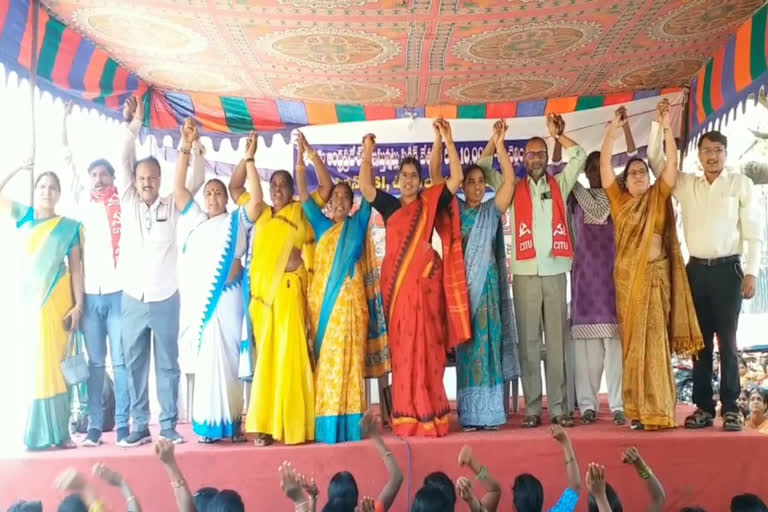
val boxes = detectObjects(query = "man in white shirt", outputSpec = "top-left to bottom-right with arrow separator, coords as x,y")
62,103 -> 130,447
649,124 -> 762,432
117,98 -> 205,447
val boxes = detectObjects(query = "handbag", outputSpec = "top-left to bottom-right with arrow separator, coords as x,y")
60,329 -> 90,386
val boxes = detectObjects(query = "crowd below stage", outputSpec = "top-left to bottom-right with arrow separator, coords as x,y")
6,415 -> 768,511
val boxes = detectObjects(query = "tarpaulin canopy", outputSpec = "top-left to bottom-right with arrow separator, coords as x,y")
688,2 -> 768,148
0,0 -> 766,147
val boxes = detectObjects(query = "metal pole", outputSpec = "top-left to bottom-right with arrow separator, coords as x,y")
28,0 -> 40,204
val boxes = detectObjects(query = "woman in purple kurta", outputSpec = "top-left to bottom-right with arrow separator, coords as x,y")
568,151 -> 625,425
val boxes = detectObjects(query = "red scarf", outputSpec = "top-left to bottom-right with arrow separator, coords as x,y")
90,186 -> 121,268
513,175 -> 572,260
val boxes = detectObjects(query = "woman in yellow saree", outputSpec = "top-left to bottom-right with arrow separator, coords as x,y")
600,106 -> 702,431
229,136 -> 316,446
294,132 -> 389,444
0,167 -> 84,450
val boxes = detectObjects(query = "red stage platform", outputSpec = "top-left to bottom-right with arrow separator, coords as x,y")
1,404 -> 767,511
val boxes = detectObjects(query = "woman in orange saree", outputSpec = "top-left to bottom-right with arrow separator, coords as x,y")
600,106 -> 703,431
359,121 -> 471,437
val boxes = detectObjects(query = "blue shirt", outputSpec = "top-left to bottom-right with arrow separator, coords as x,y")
549,488 -> 579,512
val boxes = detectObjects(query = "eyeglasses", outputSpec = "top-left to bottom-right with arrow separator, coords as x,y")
700,147 -> 725,157
525,151 -> 548,160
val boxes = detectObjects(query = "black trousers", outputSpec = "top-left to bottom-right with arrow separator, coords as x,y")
687,259 -> 743,415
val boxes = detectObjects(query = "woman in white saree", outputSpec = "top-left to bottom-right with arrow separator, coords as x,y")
174,120 -> 261,443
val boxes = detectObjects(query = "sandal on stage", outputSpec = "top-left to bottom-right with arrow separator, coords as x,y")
722,411 -> 743,432
631,420 -> 644,431
231,433 -> 248,443
613,411 -> 627,426
581,410 -> 597,424
484,425 -> 500,431
522,415 -> 541,429
198,437 -> 219,444
463,426 -> 479,432
684,409 -> 714,429
553,415 -> 575,428
253,434 -> 273,447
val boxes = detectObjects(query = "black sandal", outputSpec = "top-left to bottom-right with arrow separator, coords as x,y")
522,415 -> 541,428
723,411 -> 743,432
684,409 -> 714,429
581,410 -> 597,424
553,415 -> 575,428
613,411 -> 627,426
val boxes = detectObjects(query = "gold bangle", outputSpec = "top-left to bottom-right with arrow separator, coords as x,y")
180,146 -> 192,155
245,157 -> 255,163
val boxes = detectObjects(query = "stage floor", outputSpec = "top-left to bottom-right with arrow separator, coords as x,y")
1,404 -> 767,511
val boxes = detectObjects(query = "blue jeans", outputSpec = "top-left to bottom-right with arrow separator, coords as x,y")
82,292 -> 130,432
122,291 -> 180,431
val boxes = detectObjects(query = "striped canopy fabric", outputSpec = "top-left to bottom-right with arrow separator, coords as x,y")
147,87 -> 682,149
688,2 -> 768,144
0,0 -> 147,118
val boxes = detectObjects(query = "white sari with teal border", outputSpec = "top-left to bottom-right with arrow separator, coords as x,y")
178,201 -> 252,440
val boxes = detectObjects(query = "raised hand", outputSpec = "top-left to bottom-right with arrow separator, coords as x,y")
134,95 -> 145,125
585,463 -> 606,495
655,99 -> 670,124
660,108 -> 672,130
92,463 -> 124,487
362,133 -> 376,152
546,113 -> 560,138
358,496 -> 376,512
154,438 -> 176,466
458,445 -> 473,467
433,118 -> 443,140
299,473 -> 319,499
279,461 -> 305,503
455,476 -> 474,502
607,108 -> 627,136
437,118 -> 453,143
621,446 -> 642,466
180,118 -> 198,147
54,468 -> 88,493
245,132 -> 258,159
550,424 -> 569,445
492,119 -> 507,146
123,97 -> 137,122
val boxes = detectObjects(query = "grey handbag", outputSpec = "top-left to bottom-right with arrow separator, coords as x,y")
60,330 -> 89,385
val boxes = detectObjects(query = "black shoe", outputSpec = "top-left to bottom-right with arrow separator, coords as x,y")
118,429 -> 152,448
116,427 -> 130,444
160,428 -> 185,445
81,429 -> 102,447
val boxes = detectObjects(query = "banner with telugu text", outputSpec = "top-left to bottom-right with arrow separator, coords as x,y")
297,139 -> 529,193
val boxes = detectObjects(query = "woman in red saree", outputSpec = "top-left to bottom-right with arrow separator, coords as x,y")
359,121 -> 471,437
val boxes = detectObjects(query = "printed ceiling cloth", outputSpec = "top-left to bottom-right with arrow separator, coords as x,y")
688,2 -> 768,144
0,0 -> 766,146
